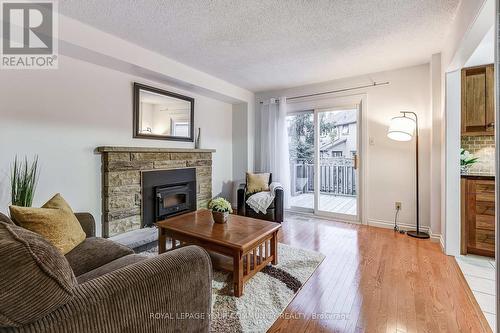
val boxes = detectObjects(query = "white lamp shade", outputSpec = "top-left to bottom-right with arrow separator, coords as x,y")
387,116 -> 415,141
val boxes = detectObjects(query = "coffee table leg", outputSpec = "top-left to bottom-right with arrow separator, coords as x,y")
271,231 -> 278,265
158,227 -> 166,254
233,252 -> 243,297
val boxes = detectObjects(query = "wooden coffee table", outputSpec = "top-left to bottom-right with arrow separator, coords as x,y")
156,209 -> 281,297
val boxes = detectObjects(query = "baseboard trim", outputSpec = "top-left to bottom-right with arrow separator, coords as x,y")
367,219 -> 442,243
428,228 -> 443,246
286,214 -> 444,246
439,234 -> 445,252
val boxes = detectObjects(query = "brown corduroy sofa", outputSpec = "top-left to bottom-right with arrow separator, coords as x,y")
0,212 -> 212,333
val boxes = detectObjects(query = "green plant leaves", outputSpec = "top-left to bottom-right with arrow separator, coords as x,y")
208,197 -> 233,213
10,155 -> 39,207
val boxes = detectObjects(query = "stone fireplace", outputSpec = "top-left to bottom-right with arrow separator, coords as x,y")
97,146 -> 215,237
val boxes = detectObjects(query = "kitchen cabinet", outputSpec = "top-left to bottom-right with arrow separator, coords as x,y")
461,64 -> 495,136
461,176 -> 495,257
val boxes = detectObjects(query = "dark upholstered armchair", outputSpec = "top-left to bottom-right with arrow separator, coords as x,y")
0,212 -> 212,333
237,173 -> 284,223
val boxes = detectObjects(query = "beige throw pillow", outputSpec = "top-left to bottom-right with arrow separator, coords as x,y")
9,193 -> 86,254
246,172 -> 270,194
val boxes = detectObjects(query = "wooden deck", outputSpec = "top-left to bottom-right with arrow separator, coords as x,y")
289,193 -> 357,215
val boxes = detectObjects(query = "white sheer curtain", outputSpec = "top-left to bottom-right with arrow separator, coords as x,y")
260,97 -> 291,208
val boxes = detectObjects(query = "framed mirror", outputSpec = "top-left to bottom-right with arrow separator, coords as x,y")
133,83 -> 194,141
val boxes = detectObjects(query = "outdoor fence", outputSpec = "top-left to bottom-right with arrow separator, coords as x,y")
290,157 -> 356,196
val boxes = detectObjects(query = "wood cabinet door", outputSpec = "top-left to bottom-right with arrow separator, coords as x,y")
461,64 -> 495,135
466,180 -> 478,252
465,179 -> 495,257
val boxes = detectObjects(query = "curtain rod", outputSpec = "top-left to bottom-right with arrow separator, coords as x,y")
259,81 -> 390,103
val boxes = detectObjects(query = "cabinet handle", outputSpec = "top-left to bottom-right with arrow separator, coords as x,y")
487,122 -> 494,129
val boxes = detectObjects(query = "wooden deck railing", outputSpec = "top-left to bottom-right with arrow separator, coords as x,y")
290,158 -> 356,196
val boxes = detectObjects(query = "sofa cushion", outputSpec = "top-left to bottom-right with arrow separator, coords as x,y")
9,193 -> 86,254
66,237 -> 135,277
74,212 -> 96,238
76,254 -> 148,284
0,222 -> 77,327
0,212 -> 14,225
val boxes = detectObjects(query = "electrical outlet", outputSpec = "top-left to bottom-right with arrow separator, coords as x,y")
395,202 -> 402,210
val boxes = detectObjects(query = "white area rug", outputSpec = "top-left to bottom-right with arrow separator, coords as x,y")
141,243 -> 324,332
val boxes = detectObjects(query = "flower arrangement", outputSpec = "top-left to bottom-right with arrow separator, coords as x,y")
460,149 -> 478,174
208,197 -> 233,213
208,197 -> 232,223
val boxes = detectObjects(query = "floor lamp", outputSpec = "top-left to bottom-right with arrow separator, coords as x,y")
387,111 -> 430,239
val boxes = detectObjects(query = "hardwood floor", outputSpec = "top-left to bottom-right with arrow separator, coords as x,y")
268,212 -> 491,333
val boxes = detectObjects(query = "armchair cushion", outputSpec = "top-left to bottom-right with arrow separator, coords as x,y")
76,254 -> 148,284
237,178 -> 284,223
0,212 -> 14,225
65,237 -> 134,277
17,246 -> 213,333
246,172 -> 270,194
0,222 -> 77,327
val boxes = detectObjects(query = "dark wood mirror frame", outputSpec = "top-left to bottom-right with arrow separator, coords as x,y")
133,82 -> 195,142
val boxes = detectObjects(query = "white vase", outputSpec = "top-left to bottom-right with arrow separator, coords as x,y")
461,165 -> 471,174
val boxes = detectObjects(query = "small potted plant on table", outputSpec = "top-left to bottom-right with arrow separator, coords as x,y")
208,197 -> 233,224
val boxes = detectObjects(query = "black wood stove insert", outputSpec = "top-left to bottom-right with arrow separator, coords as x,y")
142,168 -> 196,227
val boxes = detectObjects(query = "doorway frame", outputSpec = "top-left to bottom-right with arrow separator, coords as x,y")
286,93 -> 368,225
443,0 -> 496,256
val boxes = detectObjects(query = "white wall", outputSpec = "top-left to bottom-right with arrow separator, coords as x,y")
0,13 -> 257,236
465,25 -> 495,67
59,13 -> 255,199
256,64 -> 432,230
232,103 -> 249,206
0,55 -> 234,236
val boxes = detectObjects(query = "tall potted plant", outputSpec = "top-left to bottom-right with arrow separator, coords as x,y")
208,197 -> 233,224
10,156 -> 39,207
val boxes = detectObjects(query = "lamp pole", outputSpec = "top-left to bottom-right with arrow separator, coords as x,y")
401,111 -> 429,239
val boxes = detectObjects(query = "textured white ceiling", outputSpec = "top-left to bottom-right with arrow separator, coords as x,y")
59,0 -> 460,92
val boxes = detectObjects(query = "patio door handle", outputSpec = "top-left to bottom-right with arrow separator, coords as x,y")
353,154 -> 358,170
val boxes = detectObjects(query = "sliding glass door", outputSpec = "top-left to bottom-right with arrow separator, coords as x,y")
287,106 -> 361,221
287,110 -> 315,211
315,107 -> 359,221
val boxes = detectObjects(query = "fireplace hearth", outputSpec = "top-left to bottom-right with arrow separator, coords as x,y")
143,168 -> 196,227
98,146 -> 214,237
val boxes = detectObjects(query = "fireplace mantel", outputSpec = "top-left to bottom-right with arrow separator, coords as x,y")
97,146 -> 214,237
96,146 -> 216,153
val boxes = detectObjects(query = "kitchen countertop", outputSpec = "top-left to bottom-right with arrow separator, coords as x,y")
461,173 -> 495,180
